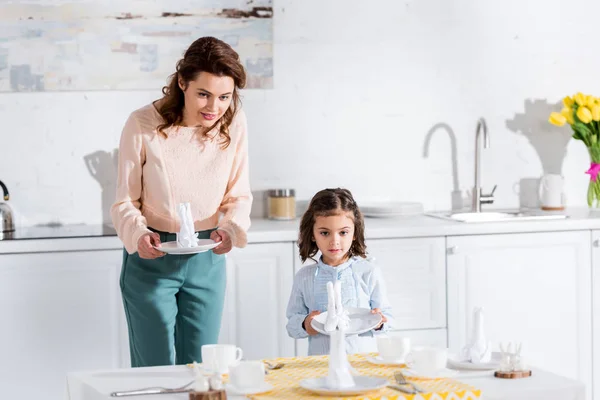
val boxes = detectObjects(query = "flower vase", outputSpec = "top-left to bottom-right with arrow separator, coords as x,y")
587,146 -> 600,209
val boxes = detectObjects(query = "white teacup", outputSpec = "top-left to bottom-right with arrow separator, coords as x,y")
201,344 -> 243,373
376,336 -> 411,361
229,361 -> 265,390
407,346 -> 448,373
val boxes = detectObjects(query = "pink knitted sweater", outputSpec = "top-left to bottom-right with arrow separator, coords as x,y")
111,103 -> 252,254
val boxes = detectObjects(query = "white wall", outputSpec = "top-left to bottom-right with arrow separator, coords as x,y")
1,0 -> 597,227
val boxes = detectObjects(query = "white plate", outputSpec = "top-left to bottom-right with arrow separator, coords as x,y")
402,367 -> 459,379
225,382 -> 273,395
447,352 -> 502,371
366,355 -> 406,366
363,212 -> 415,218
310,307 -> 382,336
361,201 -> 424,216
154,239 -> 219,255
300,376 -> 388,396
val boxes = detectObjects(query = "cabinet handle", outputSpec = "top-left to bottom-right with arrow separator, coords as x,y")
447,246 -> 458,255
594,240 -> 600,248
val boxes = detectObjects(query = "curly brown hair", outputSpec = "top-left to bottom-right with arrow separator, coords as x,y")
298,188 -> 367,263
156,36 -> 247,148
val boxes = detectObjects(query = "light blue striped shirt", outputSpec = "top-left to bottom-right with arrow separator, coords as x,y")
285,256 -> 393,356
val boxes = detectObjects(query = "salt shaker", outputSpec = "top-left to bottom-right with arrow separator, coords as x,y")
193,375 -> 210,392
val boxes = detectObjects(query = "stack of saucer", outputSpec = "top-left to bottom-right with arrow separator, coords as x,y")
361,202 -> 424,218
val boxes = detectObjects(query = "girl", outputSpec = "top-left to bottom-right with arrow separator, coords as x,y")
286,188 -> 393,355
111,36 -> 252,367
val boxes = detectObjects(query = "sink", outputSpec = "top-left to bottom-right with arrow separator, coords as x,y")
427,211 -> 569,223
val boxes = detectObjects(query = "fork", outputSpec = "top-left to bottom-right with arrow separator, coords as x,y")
263,361 -> 284,370
110,380 -> 194,397
394,371 -> 425,393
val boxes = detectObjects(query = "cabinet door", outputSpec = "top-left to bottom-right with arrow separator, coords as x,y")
447,231 -> 592,400
220,242 -> 295,360
366,237 -> 446,330
0,249 -> 125,400
592,231 -> 600,400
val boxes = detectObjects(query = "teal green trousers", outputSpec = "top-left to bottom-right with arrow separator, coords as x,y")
120,229 -> 226,367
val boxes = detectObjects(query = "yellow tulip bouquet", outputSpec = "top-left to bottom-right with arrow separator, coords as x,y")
549,93 -> 600,207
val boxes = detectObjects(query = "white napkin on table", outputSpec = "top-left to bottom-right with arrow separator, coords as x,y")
325,280 -> 355,389
327,329 -> 355,389
461,306 -> 492,364
176,202 -> 199,248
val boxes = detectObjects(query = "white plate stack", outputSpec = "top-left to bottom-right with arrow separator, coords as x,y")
360,201 -> 424,218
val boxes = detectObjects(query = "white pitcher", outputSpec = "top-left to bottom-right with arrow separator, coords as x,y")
539,174 -> 566,210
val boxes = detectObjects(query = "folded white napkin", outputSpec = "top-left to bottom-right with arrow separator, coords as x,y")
326,329 -> 355,389
461,307 -> 492,364
325,280 -> 355,389
177,202 -> 199,248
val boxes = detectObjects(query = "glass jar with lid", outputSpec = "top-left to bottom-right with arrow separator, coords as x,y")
267,189 -> 296,220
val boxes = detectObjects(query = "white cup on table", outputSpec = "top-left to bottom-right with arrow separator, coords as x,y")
228,361 -> 266,390
406,346 -> 448,373
377,336 -> 411,361
201,344 -> 243,374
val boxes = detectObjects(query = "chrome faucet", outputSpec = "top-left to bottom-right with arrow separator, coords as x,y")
472,118 -> 497,212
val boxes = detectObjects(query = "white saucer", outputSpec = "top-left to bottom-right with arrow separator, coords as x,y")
154,239 -> 219,255
447,352 -> 501,371
366,355 -> 406,366
300,376 -> 388,396
402,367 -> 459,379
310,307 -> 382,336
225,382 -> 273,395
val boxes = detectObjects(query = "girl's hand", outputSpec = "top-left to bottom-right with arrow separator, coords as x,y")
303,311 -> 321,336
371,308 -> 388,330
211,229 -> 233,254
137,232 -> 165,259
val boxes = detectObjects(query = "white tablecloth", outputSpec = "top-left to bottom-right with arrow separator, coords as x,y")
67,364 -> 586,400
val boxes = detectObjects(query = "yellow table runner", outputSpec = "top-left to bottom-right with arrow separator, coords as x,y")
249,353 -> 481,400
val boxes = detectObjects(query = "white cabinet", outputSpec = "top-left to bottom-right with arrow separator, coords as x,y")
0,248 -> 125,400
592,230 -> 600,400
447,231 -> 592,400
366,237 -> 446,330
293,237 -> 447,357
220,242 -> 295,360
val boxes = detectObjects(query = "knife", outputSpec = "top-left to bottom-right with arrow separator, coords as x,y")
111,388 -> 191,397
388,384 -> 416,394
111,381 -> 194,397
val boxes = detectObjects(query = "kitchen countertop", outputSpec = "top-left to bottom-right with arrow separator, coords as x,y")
0,223 -> 117,241
2,208 -> 600,245
247,207 -> 600,243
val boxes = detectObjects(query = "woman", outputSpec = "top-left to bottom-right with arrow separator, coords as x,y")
111,36 -> 252,367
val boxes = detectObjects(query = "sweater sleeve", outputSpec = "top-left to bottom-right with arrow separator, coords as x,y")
369,265 -> 394,332
286,271 -> 310,339
110,113 -> 152,254
217,109 -> 253,248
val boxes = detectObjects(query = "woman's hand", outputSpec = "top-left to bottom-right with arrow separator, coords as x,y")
372,308 -> 388,330
137,232 -> 165,259
303,311 -> 321,336
211,229 -> 233,255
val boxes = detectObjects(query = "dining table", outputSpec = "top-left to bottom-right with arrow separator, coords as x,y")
67,354 -> 586,400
